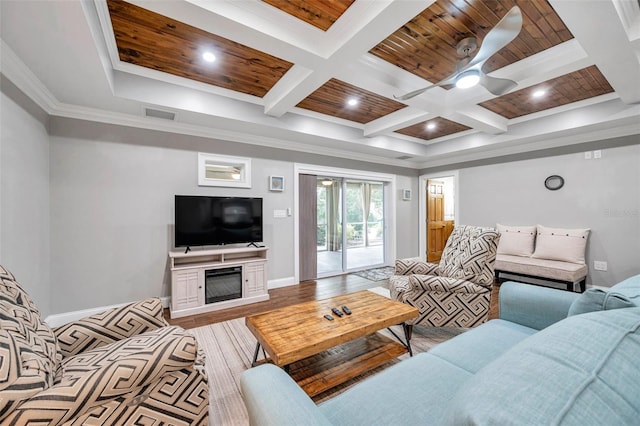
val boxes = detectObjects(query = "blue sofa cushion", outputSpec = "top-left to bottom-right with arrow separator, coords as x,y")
429,319 -> 535,374
568,288 -> 635,316
319,353 -> 472,425
448,307 -> 640,425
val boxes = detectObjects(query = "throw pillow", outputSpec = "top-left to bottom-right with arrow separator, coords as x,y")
568,288 -> 635,316
496,224 -> 536,257
531,225 -> 590,264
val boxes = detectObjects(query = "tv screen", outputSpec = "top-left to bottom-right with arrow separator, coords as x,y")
175,195 -> 263,247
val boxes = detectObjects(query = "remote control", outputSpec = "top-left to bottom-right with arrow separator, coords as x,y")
342,306 -> 352,315
324,314 -> 334,321
331,307 -> 344,317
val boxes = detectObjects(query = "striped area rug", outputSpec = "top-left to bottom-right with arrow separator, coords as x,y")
191,295 -> 465,425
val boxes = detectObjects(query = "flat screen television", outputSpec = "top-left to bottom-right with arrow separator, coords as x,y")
175,195 -> 263,248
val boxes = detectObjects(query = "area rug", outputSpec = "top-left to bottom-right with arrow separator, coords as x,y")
351,266 -> 395,281
191,314 -> 465,425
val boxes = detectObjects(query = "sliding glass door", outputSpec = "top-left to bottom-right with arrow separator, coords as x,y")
316,177 -> 385,276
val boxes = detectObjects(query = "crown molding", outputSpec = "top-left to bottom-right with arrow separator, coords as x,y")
1,39 -> 59,114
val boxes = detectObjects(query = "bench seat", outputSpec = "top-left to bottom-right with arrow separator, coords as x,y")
496,254 -> 588,292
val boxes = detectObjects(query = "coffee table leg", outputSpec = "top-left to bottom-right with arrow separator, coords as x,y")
403,323 -> 413,357
252,342 -> 261,367
386,324 -> 414,357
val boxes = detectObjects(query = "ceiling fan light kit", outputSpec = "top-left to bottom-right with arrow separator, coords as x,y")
455,70 -> 480,89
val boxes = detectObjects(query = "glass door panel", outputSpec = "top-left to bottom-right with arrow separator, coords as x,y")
346,182 -> 384,270
316,177 -> 343,276
316,177 -> 385,276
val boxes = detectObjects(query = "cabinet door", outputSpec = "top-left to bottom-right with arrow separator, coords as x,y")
244,262 -> 266,297
172,270 -> 202,310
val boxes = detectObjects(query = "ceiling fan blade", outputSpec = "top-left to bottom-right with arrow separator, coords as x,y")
393,84 -> 437,101
480,74 -> 518,96
394,73 -> 459,100
466,6 -> 523,70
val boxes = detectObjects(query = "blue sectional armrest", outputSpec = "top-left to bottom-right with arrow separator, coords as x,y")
499,281 -> 579,330
240,364 -> 332,426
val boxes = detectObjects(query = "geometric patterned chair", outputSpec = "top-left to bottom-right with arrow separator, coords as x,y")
0,264 -> 209,425
390,225 -> 500,336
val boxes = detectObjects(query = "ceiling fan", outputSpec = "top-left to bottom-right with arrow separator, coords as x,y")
395,6 -> 523,101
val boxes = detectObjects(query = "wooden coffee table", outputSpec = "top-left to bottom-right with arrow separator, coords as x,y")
245,290 -> 418,396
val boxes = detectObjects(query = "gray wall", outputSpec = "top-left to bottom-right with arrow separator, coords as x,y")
395,174 -> 419,257
47,118 -> 419,314
0,77 -> 51,315
457,143 -> 640,287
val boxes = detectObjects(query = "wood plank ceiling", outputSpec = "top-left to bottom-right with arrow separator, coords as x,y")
296,79 -> 406,124
262,0 -> 355,31
106,0 -> 617,143
370,0 -> 574,84
108,0 -> 293,98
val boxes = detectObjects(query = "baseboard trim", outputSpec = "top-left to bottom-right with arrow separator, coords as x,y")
45,302 -> 131,328
44,297 -> 171,328
268,276 -> 296,289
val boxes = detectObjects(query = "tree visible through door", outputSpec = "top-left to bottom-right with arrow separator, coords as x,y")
426,180 -> 454,262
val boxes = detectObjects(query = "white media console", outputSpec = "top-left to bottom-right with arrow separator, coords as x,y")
169,246 -> 269,318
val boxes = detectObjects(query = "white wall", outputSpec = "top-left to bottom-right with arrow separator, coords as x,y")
0,79 -> 51,315
457,143 -> 640,287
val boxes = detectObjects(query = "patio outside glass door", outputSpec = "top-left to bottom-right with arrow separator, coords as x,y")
316,178 -> 385,276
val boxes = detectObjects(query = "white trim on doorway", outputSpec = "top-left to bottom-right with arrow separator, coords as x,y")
293,163 -> 397,284
418,170 -> 459,261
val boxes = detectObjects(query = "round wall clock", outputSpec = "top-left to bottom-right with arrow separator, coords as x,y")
544,175 -> 565,191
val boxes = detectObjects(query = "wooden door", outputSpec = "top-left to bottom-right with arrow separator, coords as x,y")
426,180 -> 453,262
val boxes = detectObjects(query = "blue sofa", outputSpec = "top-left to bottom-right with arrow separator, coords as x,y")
241,275 -> 640,425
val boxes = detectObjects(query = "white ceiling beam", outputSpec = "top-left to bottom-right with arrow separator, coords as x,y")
445,106 -> 508,135
550,0 -> 640,105
364,108 -> 437,137
263,0 -> 431,117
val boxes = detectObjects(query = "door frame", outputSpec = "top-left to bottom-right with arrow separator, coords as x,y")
419,170 -> 459,261
294,163 -> 397,284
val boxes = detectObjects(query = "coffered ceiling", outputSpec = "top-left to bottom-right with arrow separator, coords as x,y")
1,0 -> 639,168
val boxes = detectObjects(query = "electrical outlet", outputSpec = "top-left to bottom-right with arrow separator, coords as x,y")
594,261 -> 607,271
584,151 -> 592,159
593,150 -> 602,159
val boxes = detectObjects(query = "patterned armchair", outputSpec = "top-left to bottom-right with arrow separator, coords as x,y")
0,265 -> 208,425
390,225 -> 500,334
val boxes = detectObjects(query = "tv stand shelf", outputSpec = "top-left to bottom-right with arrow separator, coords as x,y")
169,246 -> 269,319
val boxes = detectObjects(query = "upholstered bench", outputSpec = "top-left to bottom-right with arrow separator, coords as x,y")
494,224 -> 589,292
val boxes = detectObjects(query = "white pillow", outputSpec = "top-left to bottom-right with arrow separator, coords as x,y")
532,225 -> 590,264
496,224 -> 536,257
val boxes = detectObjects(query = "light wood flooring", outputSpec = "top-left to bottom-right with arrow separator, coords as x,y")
165,274 -> 501,329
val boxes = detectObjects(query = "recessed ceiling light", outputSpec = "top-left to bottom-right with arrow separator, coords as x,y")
532,89 -> 546,98
202,52 -> 216,63
347,98 -> 358,107
426,122 -> 437,130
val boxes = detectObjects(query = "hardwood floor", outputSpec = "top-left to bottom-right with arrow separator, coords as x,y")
165,274 -> 501,329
